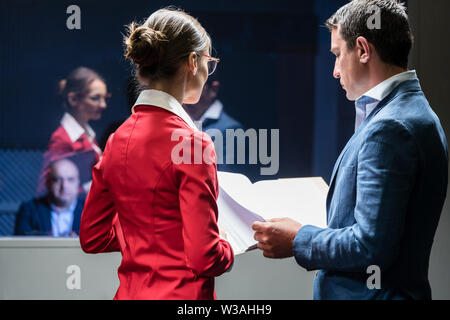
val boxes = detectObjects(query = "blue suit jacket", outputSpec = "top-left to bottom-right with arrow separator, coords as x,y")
294,79 -> 448,299
14,196 -> 85,236
202,109 -> 243,136
202,109 -> 247,173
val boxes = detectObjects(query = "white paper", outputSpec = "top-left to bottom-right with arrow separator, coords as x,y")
217,171 -> 328,255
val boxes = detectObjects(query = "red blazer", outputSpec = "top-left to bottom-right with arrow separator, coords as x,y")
46,125 -> 101,163
79,105 -> 234,300
36,125 -> 102,196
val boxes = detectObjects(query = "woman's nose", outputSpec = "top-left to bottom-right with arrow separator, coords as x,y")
99,99 -> 107,109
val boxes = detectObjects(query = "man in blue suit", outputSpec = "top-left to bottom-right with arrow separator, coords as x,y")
252,0 -> 448,299
14,158 -> 85,236
183,75 -> 251,176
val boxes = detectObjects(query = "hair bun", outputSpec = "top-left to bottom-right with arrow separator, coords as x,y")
58,79 -> 67,96
124,22 -> 167,67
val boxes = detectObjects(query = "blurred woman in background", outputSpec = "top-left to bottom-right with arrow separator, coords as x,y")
49,67 -> 109,160
37,67 -> 109,195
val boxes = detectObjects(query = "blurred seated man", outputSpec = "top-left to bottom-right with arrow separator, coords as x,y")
14,158 -> 85,236
183,75 -> 246,174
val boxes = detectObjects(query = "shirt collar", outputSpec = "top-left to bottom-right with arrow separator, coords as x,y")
360,70 -> 417,102
354,96 -> 379,132
132,89 -> 198,131
199,100 -> 223,123
61,112 -> 96,143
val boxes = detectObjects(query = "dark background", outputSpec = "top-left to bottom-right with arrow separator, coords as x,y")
0,0 -> 354,182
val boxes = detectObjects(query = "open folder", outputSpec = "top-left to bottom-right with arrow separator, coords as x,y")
217,171 -> 328,255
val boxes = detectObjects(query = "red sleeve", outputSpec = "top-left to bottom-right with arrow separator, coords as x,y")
47,127 -> 75,154
174,130 -> 234,277
79,135 -> 121,253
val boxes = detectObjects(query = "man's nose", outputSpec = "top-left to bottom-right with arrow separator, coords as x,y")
333,62 -> 340,79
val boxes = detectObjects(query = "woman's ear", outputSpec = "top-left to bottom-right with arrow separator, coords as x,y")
67,92 -> 78,108
187,52 -> 198,76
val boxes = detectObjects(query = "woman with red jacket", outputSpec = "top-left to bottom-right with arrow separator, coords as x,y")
48,67 -> 108,159
79,8 -> 234,300
37,67 -> 109,195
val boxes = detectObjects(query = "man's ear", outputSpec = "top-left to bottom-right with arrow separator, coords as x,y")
210,81 -> 220,95
356,36 -> 371,64
187,52 -> 198,76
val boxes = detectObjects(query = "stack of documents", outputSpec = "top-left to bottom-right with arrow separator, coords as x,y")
217,171 -> 328,255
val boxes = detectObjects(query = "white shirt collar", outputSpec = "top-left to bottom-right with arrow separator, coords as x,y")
199,100 -> 223,123
361,70 -> 417,102
61,112 -> 96,143
132,89 -> 198,131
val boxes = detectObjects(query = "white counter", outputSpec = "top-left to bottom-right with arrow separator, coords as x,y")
0,237 -> 314,300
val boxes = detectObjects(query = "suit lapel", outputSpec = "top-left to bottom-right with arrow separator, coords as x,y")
40,197 -> 52,235
327,84 -> 403,195
328,117 -> 370,190
72,197 -> 83,233
325,128 -> 362,219
202,118 -> 218,130
325,79 -> 422,222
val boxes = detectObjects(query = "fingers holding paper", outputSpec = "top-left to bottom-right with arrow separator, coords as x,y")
252,218 -> 302,259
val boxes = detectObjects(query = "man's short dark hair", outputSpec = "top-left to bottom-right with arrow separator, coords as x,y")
326,0 -> 414,69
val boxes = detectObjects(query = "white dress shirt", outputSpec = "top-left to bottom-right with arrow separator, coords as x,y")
199,100 -> 223,123
354,70 -> 417,131
50,198 -> 77,237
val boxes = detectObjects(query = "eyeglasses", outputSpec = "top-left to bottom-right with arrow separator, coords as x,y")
200,54 -> 220,75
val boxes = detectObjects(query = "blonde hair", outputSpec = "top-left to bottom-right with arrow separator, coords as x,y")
124,8 -> 211,82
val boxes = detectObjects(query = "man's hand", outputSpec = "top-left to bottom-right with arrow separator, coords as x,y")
252,218 -> 302,259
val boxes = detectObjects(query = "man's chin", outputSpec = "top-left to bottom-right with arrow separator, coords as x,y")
345,91 -> 358,102
53,198 -> 75,208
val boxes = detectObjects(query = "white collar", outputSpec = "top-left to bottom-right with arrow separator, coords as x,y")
361,70 -> 417,102
199,100 -> 223,123
132,89 -> 198,131
61,112 -> 96,143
